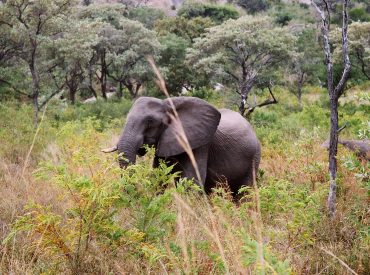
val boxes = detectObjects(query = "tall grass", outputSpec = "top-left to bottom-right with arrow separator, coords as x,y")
0,83 -> 369,274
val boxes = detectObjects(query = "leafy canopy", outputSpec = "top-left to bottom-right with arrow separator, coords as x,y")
187,15 -> 296,92
177,1 -> 239,24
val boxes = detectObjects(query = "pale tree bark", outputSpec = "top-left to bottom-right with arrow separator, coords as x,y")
312,0 -> 351,217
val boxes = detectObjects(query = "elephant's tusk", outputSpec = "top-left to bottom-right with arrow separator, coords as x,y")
101,146 -> 118,153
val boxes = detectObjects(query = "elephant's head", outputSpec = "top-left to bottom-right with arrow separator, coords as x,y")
108,96 -> 221,168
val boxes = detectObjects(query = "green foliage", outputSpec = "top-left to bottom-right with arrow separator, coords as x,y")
126,6 -> 165,29
156,16 -> 215,42
332,22 -> 370,81
157,30 -> 211,94
237,0 -> 270,14
3,120 -> 179,273
240,233 -> 291,274
78,3 -> 127,28
49,99 -> 132,129
349,7 -> 370,22
258,178 -> 326,244
187,15 -> 296,97
178,1 -> 239,24
189,86 -> 216,100
275,11 -> 292,26
157,33 -> 191,95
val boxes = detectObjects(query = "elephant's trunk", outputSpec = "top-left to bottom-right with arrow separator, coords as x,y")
117,122 -> 143,168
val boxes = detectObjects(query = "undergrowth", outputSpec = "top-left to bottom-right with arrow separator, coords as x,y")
0,86 -> 369,274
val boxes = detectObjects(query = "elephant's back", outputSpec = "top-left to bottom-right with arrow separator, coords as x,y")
207,109 -> 260,191
215,109 -> 259,147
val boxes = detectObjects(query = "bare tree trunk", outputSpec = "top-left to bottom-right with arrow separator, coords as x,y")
328,97 -> 339,215
312,0 -> 351,217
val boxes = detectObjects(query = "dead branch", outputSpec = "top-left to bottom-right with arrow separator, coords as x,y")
244,85 -> 278,116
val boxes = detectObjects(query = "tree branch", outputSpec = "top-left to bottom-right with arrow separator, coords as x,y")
0,78 -> 30,97
334,0 -> 351,98
244,84 -> 278,116
39,89 -> 63,110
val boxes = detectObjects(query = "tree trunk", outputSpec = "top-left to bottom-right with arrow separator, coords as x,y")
29,62 -> 40,124
313,0 -> 351,217
124,81 -> 141,99
100,50 -> 107,100
239,78 -> 256,114
327,97 -> 339,215
117,82 -> 123,98
88,60 -> 98,98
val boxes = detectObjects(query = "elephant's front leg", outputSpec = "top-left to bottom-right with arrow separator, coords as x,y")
177,145 -> 209,189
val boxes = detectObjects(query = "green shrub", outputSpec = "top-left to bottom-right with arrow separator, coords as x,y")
349,7 -> 370,22
275,11 -> 293,26
237,0 -> 270,14
178,2 -> 239,24
49,100 -> 132,130
3,122 -> 179,273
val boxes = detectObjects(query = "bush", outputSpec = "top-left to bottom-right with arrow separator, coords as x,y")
49,100 -> 132,130
275,11 -> 293,26
349,7 -> 370,22
237,0 -> 270,14
178,2 -> 239,24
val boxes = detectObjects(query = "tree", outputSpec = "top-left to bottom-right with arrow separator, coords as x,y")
187,15 -> 295,114
106,18 -> 161,99
288,27 -> 324,106
126,6 -> 165,29
155,16 -> 215,94
78,4 -> 128,99
47,20 -> 101,104
157,33 -> 210,95
0,0 -> 74,121
155,16 -> 214,43
332,22 -> 370,80
312,0 -> 351,217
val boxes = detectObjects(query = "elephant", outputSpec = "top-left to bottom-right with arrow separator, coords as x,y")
103,96 -> 261,196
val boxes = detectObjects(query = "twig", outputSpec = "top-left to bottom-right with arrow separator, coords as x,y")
21,104 -> 48,179
319,246 -> 358,275
251,161 -> 265,273
244,85 -> 278,116
337,123 -> 347,133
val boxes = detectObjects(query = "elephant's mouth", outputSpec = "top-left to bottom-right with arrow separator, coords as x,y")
143,136 -> 158,146
137,146 -> 147,156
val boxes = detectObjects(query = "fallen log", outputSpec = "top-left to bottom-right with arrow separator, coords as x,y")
321,139 -> 370,161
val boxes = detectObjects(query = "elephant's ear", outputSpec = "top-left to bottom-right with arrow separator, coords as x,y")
157,97 -> 221,157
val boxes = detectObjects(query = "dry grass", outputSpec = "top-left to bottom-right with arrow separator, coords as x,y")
1,124 -> 368,274
1,78 -> 368,274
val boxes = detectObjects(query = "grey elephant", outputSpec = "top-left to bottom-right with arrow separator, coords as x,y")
103,96 -> 261,196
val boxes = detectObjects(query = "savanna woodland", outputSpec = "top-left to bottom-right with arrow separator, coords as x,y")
0,0 -> 369,274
